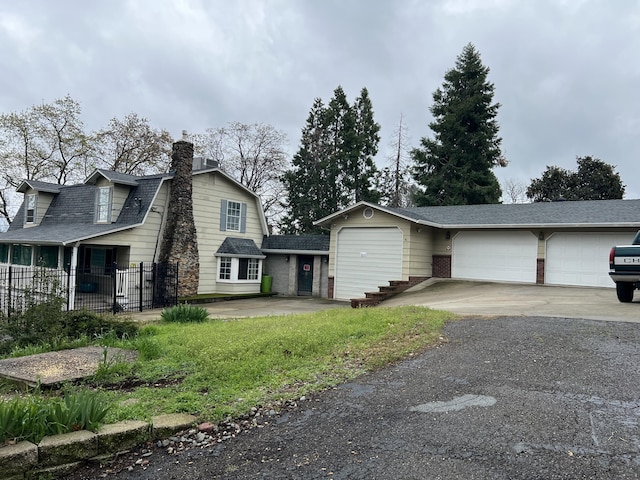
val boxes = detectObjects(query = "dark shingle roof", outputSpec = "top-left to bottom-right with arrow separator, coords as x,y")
17,180 -> 61,194
216,237 -> 264,257
261,235 -> 329,252
1,174 -> 165,245
374,199 -> 640,228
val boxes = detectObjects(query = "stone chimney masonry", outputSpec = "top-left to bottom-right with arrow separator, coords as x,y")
158,139 -> 200,297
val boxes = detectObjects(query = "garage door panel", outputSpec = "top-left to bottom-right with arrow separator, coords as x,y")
546,233 -> 635,287
453,231 -> 537,283
335,227 -> 402,300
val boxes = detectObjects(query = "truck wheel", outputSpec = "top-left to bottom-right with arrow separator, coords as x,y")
616,282 -> 634,303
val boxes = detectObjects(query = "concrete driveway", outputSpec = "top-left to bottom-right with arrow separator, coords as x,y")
383,279 -> 639,323
133,280 -> 638,323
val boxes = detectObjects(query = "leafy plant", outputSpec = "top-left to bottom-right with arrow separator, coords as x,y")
160,303 -> 209,323
0,391 -> 110,444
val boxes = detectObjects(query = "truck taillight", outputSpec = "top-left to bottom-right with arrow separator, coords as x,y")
609,247 -> 615,267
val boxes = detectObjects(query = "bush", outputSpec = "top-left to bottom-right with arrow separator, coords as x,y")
63,310 -> 138,340
160,304 -> 209,323
0,308 -> 138,356
0,391 -> 111,444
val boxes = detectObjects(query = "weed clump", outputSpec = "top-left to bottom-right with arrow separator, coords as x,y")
160,303 -> 209,323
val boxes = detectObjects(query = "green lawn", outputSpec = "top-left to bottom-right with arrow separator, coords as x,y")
6,306 -> 456,426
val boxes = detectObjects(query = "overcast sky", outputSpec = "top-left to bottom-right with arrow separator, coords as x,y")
1,0 -> 639,199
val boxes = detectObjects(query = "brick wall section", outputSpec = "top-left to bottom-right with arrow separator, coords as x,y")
432,255 -> 452,278
537,259 -> 545,284
158,140 -> 200,297
328,276 -> 334,299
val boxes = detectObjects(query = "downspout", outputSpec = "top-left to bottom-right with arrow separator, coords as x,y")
152,194 -> 169,264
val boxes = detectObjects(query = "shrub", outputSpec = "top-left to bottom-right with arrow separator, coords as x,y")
63,310 -> 138,340
160,303 -> 209,323
0,391 -> 111,444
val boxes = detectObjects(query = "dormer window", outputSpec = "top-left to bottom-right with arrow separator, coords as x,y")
25,194 -> 37,224
95,186 -> 112,223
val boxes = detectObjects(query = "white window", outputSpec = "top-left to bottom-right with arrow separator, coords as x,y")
25,194 -> 37,223
218,257 -> 261,282
219,257 -> 232,280
96,187 -> 112,223
220,200 -> 247,233
226,201 -> 241,231
239,258 -> 260,280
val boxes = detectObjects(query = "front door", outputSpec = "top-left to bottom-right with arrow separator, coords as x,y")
297,256 -> 313,296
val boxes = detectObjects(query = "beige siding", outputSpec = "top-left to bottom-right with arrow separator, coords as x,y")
191,172 -> 266,294
112,184 -> 130,220
88,183 -> 169,264
433,229 -> 455,255
73,171 -> 267,295
328,206 -> 418,280
20,189 -> 56,227
407,225 -> 434,277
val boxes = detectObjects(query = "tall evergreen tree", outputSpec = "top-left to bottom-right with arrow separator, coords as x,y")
351,87 -> 380,203
283,86 -> 381,234
281,98 -> 330,234
411,43 -> 504,206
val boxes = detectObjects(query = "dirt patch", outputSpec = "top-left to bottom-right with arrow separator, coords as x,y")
0,346 -> 138,387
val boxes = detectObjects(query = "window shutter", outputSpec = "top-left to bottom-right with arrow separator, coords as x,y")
240,203 -> 247,233
220,199 -> 227,231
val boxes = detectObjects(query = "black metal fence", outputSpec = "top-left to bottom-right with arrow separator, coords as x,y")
0,262 -> 178,316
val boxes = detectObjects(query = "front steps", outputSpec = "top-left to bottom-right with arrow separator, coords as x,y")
350,277 -> 429,308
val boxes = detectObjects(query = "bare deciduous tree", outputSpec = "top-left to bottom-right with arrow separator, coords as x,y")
502,178 -> 528,204
0,95 -> 91,224
191,122 -> 289,229
94,113 -> 173,175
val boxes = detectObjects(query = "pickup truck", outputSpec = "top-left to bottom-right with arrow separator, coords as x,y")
609,230 -> 640,302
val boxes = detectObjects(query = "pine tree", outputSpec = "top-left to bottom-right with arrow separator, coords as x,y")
282,86 -> 381,233
281,98 -> 330,234
411,43 -> 504,206
351,87 -> 380,203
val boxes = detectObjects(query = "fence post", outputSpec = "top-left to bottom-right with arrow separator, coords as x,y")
112,262 -> 118,314
139,262 -> 144,312
175,262 -> 179,306
7,265 -> 12,320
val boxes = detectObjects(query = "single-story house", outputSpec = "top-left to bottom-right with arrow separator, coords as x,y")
261,235 -> 329,297
314,200 -> 640,301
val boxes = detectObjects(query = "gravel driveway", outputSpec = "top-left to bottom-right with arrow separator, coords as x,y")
70,315 -> 640,479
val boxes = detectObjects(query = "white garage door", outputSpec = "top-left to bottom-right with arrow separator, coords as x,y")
335,227 -> 403,300
545,232 -> 636,287
452,231 -> 538,283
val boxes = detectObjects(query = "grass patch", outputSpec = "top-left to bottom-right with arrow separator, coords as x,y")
2,306 -> 455,428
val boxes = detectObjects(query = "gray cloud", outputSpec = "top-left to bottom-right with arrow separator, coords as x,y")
1,0 -> 638,197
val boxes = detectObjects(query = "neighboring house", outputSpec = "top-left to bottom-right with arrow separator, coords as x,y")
314,200 -> 640,301
0,158 -> 269,310
261,235 -> 329,297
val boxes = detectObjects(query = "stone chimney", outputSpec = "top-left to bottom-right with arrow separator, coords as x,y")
158,139 -> 200,297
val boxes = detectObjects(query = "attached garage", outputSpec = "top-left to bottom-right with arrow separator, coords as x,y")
334,227 -> 402,299
545,232 -> 636,287
452,231 -> 538,283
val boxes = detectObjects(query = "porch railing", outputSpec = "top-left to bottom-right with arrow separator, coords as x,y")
0,262 -> 178,316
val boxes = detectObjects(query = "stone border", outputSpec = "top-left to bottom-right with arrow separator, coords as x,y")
0,413 -> 196,479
